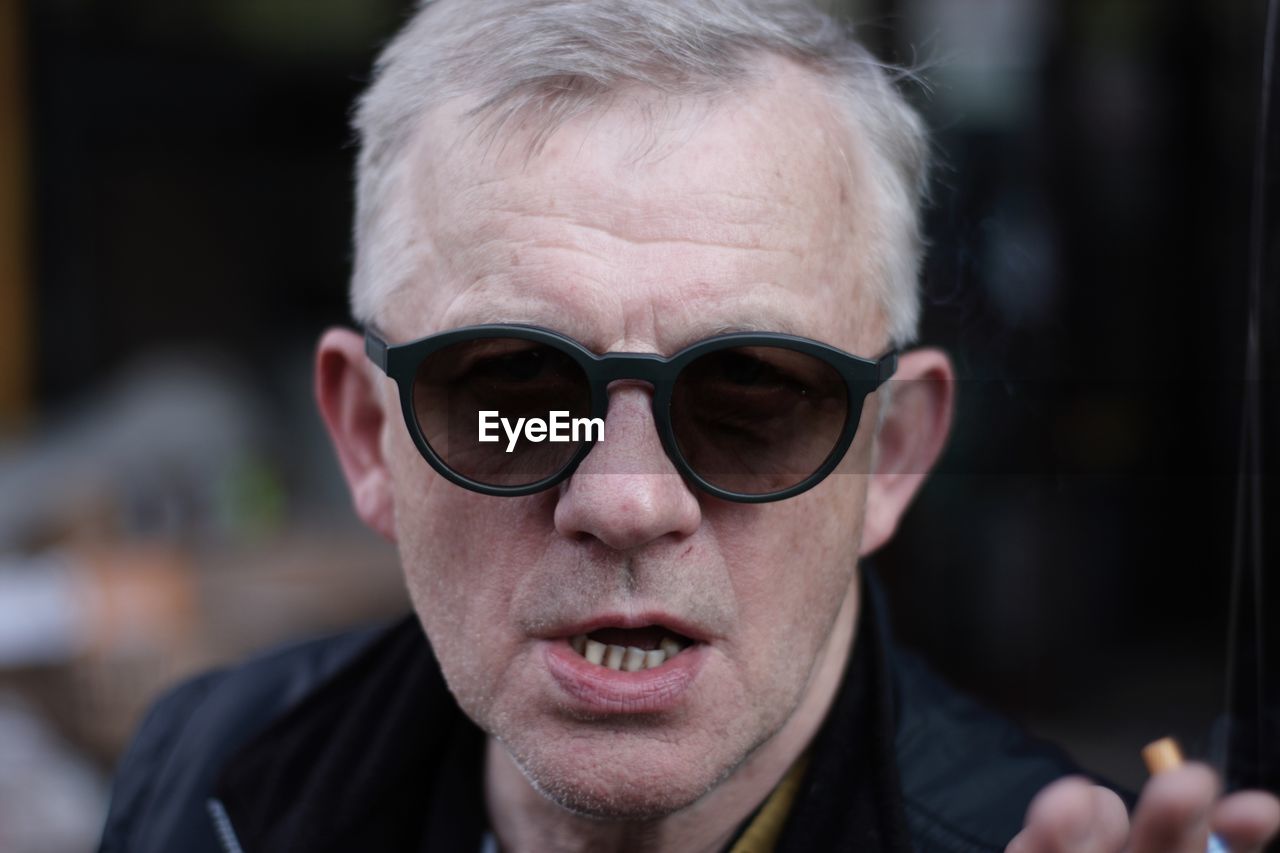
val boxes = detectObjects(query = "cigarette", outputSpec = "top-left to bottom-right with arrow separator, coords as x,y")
1141,737 -> 1228,853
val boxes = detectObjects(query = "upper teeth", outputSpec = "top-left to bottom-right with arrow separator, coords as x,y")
571,634 -> 687,670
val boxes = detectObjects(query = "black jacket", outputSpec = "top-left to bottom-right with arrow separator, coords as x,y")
99,576 -> 1100,852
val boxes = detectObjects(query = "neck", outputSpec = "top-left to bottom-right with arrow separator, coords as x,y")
483,587 -> 860,853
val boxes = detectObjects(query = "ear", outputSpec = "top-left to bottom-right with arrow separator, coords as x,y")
315,328 -> 397,541
859,348 -> 954,556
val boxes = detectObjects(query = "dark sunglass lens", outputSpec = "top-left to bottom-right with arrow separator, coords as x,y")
412,338 -> 592,487
671,346 -> 848,495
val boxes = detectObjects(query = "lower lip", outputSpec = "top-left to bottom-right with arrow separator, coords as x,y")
543,640 -> 707,714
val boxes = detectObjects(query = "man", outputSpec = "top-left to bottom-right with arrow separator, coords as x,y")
99,1 -> 1279,851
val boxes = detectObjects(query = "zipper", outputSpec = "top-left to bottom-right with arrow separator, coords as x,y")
206,798 -> 246,853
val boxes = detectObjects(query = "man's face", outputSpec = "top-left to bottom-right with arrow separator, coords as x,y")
377,60 -> 888,818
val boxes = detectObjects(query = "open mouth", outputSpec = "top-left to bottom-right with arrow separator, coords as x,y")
567,626 -> 695,672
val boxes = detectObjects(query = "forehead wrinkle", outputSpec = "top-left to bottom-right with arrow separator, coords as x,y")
448,170 -> 809,262
436,180 -> 823,285
485,208 -> 803,258
453,168 -> 801,217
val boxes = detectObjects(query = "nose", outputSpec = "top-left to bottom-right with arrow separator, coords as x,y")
553,384 -> 702,551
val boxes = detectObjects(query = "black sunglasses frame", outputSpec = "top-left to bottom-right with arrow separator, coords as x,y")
365,323 -> 897,503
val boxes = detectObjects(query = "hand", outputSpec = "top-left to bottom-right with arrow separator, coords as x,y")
1006,764 -> 1280,852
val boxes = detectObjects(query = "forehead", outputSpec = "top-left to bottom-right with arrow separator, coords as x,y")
390,60 -> 884,353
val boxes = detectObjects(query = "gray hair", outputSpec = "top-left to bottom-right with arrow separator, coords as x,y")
351,0 -> 930,346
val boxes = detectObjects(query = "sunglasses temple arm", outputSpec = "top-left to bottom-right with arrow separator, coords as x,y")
875,350 -> 899,386
364,329 -> 390,374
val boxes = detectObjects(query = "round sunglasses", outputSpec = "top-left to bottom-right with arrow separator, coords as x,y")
364,324 -> 897,503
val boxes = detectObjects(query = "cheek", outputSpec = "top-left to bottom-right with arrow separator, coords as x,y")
710,475 -> 868,692
385,431 -> 555,714
385,420 -> 546,580
717,475 -> 867,603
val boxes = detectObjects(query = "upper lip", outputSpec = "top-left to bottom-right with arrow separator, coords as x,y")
537,611 -> 713,644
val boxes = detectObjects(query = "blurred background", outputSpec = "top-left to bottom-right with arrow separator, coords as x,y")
0,0 -> 1275,850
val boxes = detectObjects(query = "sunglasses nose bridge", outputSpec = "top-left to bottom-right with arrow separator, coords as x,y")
594,352 -> 670,385
589,353 -> 676,461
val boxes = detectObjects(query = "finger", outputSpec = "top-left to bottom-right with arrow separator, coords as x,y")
1127,763 -> 1219,853
1210,790 -> 1280,853
1006,776 -> 1128,852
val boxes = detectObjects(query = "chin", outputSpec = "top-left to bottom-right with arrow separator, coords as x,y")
503,729 -> 738,821
527,770 -> 719,822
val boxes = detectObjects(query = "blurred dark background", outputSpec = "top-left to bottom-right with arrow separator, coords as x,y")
0,0 -> 1276,849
